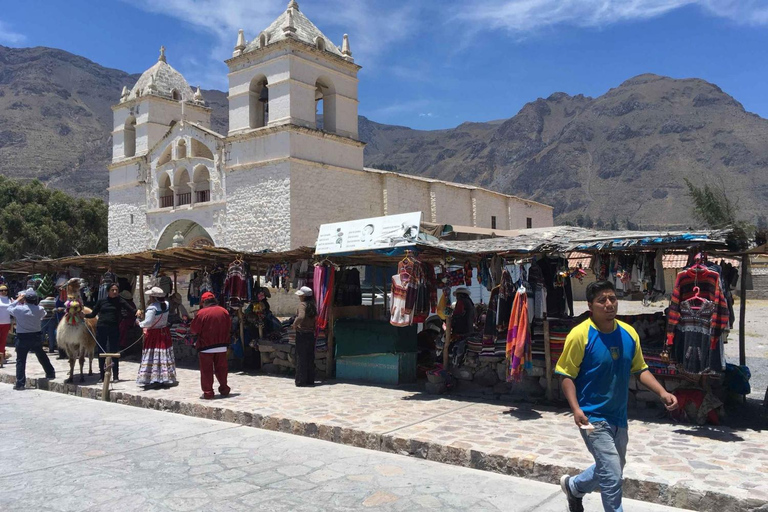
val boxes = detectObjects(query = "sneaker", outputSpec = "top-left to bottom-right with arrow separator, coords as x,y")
560,475 -> 584,512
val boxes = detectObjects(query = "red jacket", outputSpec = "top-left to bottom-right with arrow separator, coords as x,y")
190,305 -> 231,352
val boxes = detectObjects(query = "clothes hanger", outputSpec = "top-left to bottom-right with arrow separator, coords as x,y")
687,286 -> 705,310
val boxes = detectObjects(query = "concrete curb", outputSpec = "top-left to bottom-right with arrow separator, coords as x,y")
4,373 -> 766,512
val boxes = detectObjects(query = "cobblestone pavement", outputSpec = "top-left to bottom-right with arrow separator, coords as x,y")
0,385 -> 692,512
2,348 -> 767,512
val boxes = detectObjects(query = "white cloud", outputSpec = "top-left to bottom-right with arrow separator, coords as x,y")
366,99 -> 431,119
453,0 -> 768,33
126,0 -> 420,90
0,20 -> 27,45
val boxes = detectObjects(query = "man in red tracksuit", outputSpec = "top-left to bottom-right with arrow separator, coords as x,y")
190,292 -> 231,399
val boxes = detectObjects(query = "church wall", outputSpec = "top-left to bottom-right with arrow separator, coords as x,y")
290,161 -> 383,248
290,131 -> 363,170
430,183 -> 473,227
383,174 -> 431,217
108,184 -> 150,254
507,198 -> 553,229
473,190 -> 512,229
228,131 -> 290,167
225,161 -> 291,251
146,203 -> 224,250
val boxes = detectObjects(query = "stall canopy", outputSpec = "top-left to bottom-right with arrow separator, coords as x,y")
0,246 -> 315,275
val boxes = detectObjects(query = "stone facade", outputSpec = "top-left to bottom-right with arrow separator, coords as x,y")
108,1 -> 553,254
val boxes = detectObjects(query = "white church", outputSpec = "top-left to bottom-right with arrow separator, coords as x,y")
107,0 -> 553,254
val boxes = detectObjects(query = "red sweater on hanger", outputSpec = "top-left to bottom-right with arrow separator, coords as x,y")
666,267 -> 729,348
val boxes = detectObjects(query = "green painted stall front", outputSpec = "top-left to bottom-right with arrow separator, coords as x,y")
334,319 -> 417,385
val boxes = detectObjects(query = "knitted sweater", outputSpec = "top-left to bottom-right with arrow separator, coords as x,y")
666,267 -> 729,348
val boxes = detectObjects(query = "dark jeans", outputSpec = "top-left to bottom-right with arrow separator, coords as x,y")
96,324 -> 121,378
295,331 -> 316,386
42,317 -> 58,351
15,332 -> 55,388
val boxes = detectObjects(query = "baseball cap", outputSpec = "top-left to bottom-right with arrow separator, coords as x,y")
201,292 -> 216,302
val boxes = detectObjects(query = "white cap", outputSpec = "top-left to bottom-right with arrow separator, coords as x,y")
145,286 -> 165,298
453,286 -> 470,297
295,286 -> 313,297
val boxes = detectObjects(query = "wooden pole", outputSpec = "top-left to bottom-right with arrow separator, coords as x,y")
327,270 -> 337,378
99,353 -> 120,401
543,319 -> 553,401
139,271 -> 146,311
739,254 -> 748,367
443,315 -> 453,369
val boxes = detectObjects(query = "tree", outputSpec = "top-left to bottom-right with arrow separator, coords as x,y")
0,177 -> 107,262
625,218 -> 640,231
608,215 -> 619,230
684,177 -> 738,229
684,177 -> 752,250
583,214 -> 594,228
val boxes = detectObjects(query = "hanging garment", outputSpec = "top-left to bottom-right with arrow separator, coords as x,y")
223,260 -> 249,306
666,266 -> 729,352
390,274 -> 412,327
463,261 -> 473,286
673,299 -> 720,374
506,291 -> 530,382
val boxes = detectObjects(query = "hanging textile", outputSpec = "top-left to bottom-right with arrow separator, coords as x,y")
313,265 -> 336,335
666,265 -> 729,373
223,258 -> 249,306
390,274 -> 412,327
506,289 -> 530,382
463,261 -> 473,286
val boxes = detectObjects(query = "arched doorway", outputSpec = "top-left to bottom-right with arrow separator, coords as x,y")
155,219 -> 214,250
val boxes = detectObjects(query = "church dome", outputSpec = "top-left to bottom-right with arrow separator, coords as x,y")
239,0 -> 351,61
124,47 -> 195,103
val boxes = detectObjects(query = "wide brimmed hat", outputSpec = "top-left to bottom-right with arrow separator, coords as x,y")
144,286 -> 165,298
425,323 -> 442,334
67,278 -> 82,286
452,286 -> 470,297
55,277 -> 68,288
295,286 -> 313,297
120,290 -> 133,300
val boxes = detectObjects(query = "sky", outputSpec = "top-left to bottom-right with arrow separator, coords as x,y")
1,0 -> 767,130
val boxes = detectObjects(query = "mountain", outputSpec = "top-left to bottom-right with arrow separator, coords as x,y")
361,74 -> 768,227
0,45 -> 766,227
0,46 -> 226,198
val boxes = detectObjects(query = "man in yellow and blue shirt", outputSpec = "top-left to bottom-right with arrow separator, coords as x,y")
556,281 -> 677,512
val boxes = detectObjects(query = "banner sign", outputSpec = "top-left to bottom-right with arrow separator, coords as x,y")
315,212 -> 423,255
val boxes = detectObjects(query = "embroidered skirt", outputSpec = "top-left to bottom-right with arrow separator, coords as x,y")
136,327 -> 177,385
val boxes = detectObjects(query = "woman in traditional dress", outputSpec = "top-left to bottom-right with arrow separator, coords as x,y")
292,286 -> 317,387
136,286 -> 177,388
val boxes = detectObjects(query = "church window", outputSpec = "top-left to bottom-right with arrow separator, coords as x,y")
526,217 -> 532,229
193,165 -> 211,204
159,174 -> 173,208
175,168 -> 191,206
171,89 -> 181,101
249,76 -> 269,129
315,37 -> 325,51
315,77 -> 336,133
491,216 -> 497,229
124,116 -> 136,158
259,33 -> 268,48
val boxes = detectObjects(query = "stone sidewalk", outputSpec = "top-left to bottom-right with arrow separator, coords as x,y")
2,349 -> 767,512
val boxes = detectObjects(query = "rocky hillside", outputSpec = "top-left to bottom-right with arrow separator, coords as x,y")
1,45 -> 766,227
362,74 -> 768,227
0,46 -> 226,198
